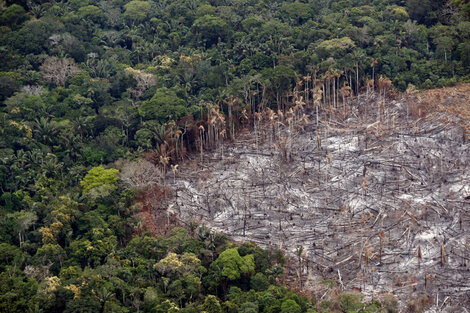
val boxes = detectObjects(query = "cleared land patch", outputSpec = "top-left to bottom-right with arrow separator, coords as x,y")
154,86 -> 470,310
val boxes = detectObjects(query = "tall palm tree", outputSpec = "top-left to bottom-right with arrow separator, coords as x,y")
331,69 -> 343,109
351,49 -> 366,96
370,58 -> 378,92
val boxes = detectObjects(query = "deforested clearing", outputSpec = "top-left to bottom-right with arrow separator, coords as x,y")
155,85 -> 470,310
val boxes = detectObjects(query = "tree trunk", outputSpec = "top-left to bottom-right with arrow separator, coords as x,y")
372,66 -> 375,92
356,64 -> 359,97
333,76 -> 336,109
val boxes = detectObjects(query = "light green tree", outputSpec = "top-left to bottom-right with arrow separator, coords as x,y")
212,248 -> 254,281
123,0 -> 151,23
80,166 -> 119,193
203,295 -> 222,313
77,5 -> 102,22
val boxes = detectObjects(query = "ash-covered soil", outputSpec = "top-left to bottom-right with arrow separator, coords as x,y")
164,91 -> 470,310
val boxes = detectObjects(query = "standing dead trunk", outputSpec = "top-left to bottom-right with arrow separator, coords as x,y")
199,126 -> 204,163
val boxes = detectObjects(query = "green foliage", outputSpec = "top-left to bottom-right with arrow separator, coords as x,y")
316,37 -> 356,58
281,299 -> 302,313
125,234 -> 163,260
0,269 -> 38,313
213,248 -> 255,281
196,4 -> 216,17
139,88 -> 195,122
281,1 -> 314,24
193,15 -> 231,46
241,16 -> 263,32
69,233 -> 117,267
34,244 -> 66,273
204,295 -> 222,313
123,0 -> 151,23
406,0 -> 441,25
1,4 -> 29,29
155,252 -> 202,277
82,146 -> 107,166
80,166 -> 119,193
341,293 -> 364,313
387,6 -> 409,21
77,5 -> 102,21
153,299 -> 180,312
0,243 -> 24,271
239,241 -> 270,272
239,301 -> 259,313
0,72 -> 19,100
250,272 -> 269,291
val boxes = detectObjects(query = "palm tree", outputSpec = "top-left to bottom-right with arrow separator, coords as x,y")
27,0 -> 47,18
33,117 -> 58,146
93,286 -> 115,312
370,58 -> 378,92
41,153 -> 63,178
15,149 -> 30,169
331,69 -> 343,109
351,49 -> 366,97
61,132 -> 82,162
73,115 -> 90,139
146,122 -> 166,149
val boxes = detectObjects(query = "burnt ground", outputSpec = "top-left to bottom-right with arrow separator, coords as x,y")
148,86 -> 470,311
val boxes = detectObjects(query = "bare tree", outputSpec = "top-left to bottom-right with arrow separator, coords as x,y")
120,160 -> 163,189
21,85 -> 45,95
40,57 -> 80,86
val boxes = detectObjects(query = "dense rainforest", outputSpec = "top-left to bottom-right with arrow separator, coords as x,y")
0,0 -> 470,311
